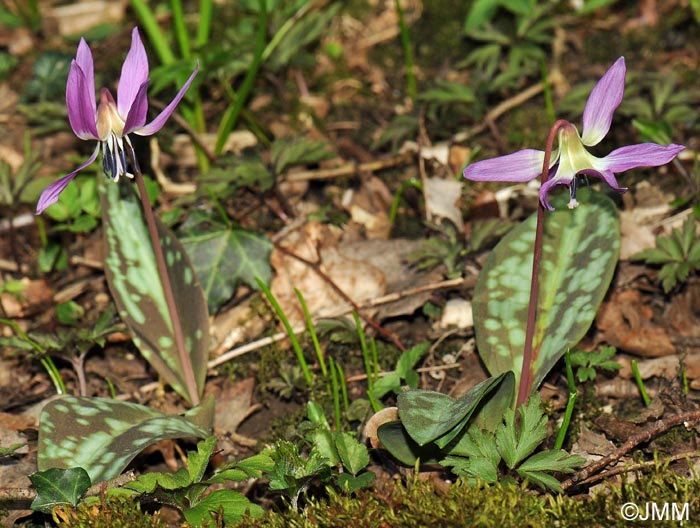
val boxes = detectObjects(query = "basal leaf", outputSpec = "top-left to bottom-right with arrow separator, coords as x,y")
473,370 -> 515,432
38,396 -> 213,483
397,373 -> 507,447
30,467 -> 91,513
98,178 -> 209,404
375,421 -> 442,466
184,489 -> 262,525
179,213 -> 273,313
473,188 -> 619,395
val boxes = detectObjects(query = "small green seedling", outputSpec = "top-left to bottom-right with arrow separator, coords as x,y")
568,346 -> 621,383
632,216 -> 700,293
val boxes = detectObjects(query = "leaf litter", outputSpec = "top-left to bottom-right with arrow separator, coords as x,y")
1,0 -> 700,525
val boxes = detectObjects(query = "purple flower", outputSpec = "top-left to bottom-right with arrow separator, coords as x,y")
463,57 -> 684,210
36,27 -> 198,214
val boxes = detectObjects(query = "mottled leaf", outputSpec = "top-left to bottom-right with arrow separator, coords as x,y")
376,421 -> 442,466
397,373 -> 508,447
473,188 -> 619,394
38,395 -> 213,483
98,178 -> 209,404
30,467 -> 91,513
179,212 -> 273,313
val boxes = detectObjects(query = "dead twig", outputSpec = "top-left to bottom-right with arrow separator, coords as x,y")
208,276 -> 472,370
571,450 -> 700,490
452,82 -> 545,145
273,241 -> 406,351
284,151 -> 414,182
561,410 -> 700,492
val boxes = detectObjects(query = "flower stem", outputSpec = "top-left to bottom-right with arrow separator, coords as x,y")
128,147 -> 200,406
516,119 -> 568,410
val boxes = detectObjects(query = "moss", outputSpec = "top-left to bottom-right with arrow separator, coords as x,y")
53,495 -> 166,528
234,466 -> 700,528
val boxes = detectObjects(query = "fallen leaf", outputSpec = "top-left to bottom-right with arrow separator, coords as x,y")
212,378 -> 258,435
596,289 -> 675,357
423,177 -> 464,232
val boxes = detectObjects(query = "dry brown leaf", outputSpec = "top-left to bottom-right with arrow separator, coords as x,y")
0,278 -> 53,318
363,407 -> 398,449
342,176 -> 393,239
619,209 -> 659,260
596,289 -> 675,357
212,377 -> 258,435
270,222 -> 386,327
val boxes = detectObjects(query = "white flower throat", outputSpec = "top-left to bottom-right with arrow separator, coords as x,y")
96,88 -> 135,182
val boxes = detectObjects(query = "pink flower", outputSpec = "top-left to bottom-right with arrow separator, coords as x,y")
36,28 -> 198,214
463,57 -> 684,210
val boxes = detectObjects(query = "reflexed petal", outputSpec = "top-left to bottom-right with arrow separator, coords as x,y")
595,143 -> 685,173
463,149 -> 545,183
123,81 -> 149,134
66,61 -> 99,140
133,62 -> 199,136
579,168 -> 626,192
117,27 -> 149,119
74,38 -> 96,118
36,145 -> 100,214
539,178 -> 570,211
581,57 -> 625,147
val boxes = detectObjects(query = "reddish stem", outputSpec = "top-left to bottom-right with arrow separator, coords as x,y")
515,119 -> 569,410
128,146 -> 200,406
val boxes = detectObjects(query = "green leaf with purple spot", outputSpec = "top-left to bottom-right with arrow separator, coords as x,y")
473,188 -> 619,395
38,395 -> 213,484
98,179 -> 209,404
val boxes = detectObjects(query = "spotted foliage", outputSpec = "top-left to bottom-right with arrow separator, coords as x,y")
473,187 -> 619,394
98,178 -> 209,404
38,396 -> 213,483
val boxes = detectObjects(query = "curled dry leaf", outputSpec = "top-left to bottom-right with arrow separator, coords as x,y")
363,407 -> 398,449
438,298 -> 473,329
423,177 -> 464,232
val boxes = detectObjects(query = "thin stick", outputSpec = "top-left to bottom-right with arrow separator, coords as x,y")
572,450 -> 700,490
128,147 -> 200,406
209,277 -> 471,369
274,241 -> 406,351
452,83 -> 545,144
284,151 -> 414,182
561,410 -> 700,492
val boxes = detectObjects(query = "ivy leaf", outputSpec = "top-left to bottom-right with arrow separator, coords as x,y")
179,211 -> 273,313
30,467 -> 91,513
